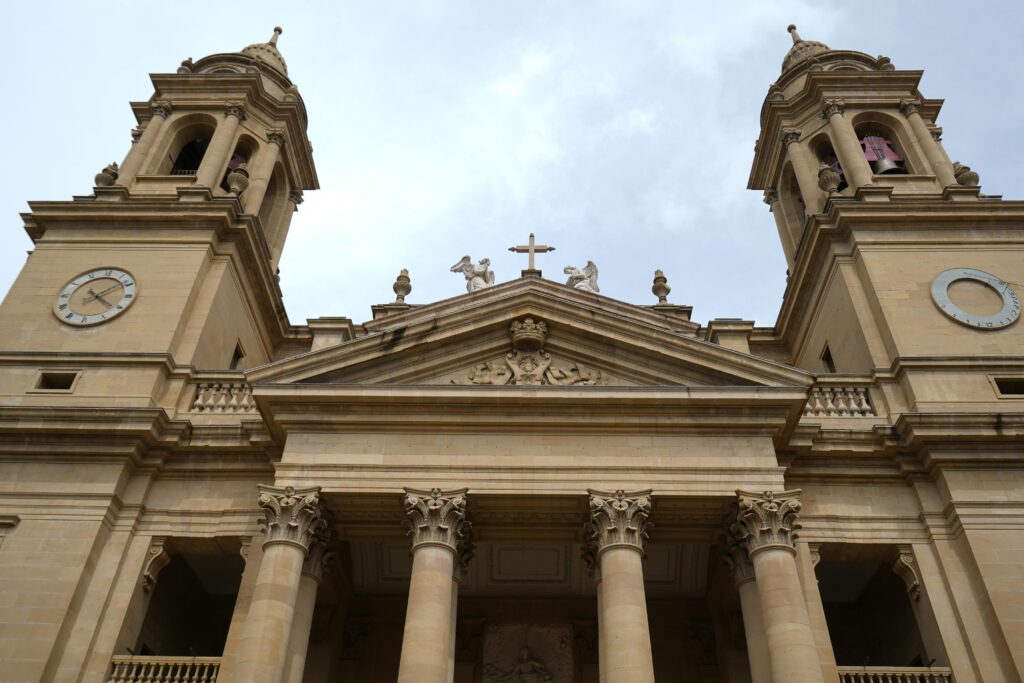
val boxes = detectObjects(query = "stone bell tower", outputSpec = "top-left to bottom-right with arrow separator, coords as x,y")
0,28 -> 318,395
748,25 -> 1023,398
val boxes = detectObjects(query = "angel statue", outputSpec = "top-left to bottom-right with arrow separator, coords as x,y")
451,256 -> 496,293
564,261 -> 599,293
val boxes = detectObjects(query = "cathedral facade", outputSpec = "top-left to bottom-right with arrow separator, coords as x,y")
0,24 -> 1022,683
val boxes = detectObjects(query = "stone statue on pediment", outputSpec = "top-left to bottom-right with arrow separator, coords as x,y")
564,261 -> 599,293
451,256 -> 496,292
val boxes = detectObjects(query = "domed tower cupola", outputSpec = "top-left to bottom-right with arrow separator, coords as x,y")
781,24 -> 830,72
749,25 -> 969,271
106,27 -> 319,269
241,27 -> 289,77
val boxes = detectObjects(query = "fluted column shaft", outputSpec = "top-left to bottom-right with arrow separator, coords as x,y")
781,130 -> 823,215
233,485 -> 327,683
586,489 -> 655,683
734,489 -> 824,683
283,539 -> 331,683
118,102 -> 171,188
822,100 -> 874,190
244,131 -> 285,215
397,488 -> 472,683
900,100 -> 958,187
196,103 -> 245,189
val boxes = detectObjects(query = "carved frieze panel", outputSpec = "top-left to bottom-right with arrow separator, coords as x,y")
482,623 -> 573,682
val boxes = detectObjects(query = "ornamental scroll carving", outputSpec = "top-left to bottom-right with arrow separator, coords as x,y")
403,487 -> 472,556
584,489 -> 653,559
892,548 -> 922,601
141,537 -> 170,592
458,317 -> 606,386
731,489 -> 802,556
257,485 -> 328,553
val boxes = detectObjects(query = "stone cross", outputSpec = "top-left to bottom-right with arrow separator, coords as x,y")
508,232 -> 556,277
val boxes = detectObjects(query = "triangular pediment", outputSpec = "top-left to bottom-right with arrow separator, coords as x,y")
246,278 -> 811,389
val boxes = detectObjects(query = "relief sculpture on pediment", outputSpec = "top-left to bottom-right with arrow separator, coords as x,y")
456,317 -> 607,386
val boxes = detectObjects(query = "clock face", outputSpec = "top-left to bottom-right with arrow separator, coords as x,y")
930,267 -> 1020,330
53,268 -> 138,326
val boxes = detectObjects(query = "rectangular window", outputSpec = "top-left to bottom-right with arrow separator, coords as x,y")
820,345 -> 837,374
29,370 -> 80,393
229,343 -> 245,370
993,377 -> 1024,397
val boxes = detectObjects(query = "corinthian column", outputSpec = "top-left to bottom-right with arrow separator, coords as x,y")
722,525 -> 771,683
585,489 -> 655,683
733,490 -> 824,683
781,128 -> 824,215
283,527 -> 333,683
233,485 -> 327,683
821,99 -> 874,190
196,102 -> 246,189
900,99 -> 958,187
397,488 -> 472,683
118,101 -> 172,188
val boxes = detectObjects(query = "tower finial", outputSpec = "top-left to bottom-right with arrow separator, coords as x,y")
787,24 -> 802,44
270,26 -> 283,46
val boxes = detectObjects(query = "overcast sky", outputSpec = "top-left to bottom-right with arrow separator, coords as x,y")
2,2 -> 1022,328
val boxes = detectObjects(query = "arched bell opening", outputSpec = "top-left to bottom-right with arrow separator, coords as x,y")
852,112 -> 919,176
149,113 -> 219,177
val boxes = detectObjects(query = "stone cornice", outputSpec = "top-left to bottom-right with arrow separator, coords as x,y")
252,383 -> 808,447
20,199 -> 313,349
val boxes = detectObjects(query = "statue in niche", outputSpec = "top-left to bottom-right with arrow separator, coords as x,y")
451,255 -> 496,292
563,261 -> 599,293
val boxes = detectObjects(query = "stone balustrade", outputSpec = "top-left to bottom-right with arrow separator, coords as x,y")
803,383 -> 875,417
191,380 -> 257,414
107,656 -> 221,683
837,666 -> 953,683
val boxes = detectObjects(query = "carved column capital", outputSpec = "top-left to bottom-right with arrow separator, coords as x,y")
224,102 -> 248,121
151,101 -> 173,119
584,489 -> 653,558
821,98 -> 846,119
266,128 -> 287,147
257,485 -> 328,553
303,526 -> 335,582
898,98 -> 921,118
929,126 -> 943,142
762,187 -> 779,206
721,521 -> 755,586
289,188 -> 305,206
732,489 -> 802,557
402,487 -> 472,555
780,128 -> 802,147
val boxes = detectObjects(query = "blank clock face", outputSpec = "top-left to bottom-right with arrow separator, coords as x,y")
930,267 -> 1020,330
53,268 -> 138,326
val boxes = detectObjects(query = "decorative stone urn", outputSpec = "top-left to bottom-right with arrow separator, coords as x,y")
817,162 -> 841,193
94,162 -> 119,187
953,161 -> 980,186
226,163 -> 250,196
